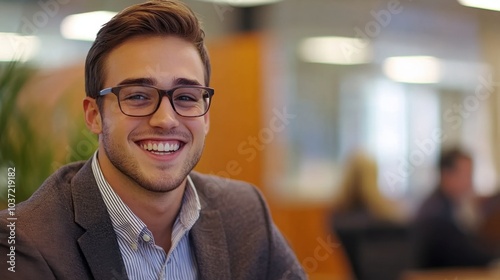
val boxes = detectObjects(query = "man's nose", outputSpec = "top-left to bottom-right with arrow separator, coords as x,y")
148,97 -> 180,129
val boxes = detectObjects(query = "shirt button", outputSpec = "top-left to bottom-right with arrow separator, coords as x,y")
131,243 -> 138,251
142,234 -> 151,242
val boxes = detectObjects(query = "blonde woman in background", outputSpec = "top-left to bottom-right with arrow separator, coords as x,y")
331,151 -> 410,280
332,151 -> 404,223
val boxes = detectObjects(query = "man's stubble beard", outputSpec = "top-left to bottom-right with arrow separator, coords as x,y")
101,122 -> 204,193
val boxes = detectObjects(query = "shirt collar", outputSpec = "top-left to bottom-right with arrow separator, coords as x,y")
181,175 -> 201,230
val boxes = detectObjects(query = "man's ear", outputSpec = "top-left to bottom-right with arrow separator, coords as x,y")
83,97 -> 103,134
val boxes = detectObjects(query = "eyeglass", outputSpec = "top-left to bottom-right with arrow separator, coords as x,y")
99,84 -> 215,117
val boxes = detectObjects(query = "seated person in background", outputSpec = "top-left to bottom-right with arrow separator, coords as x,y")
413,148 -> 495,268
331,151 -> 406,225
331,151 -> 408,280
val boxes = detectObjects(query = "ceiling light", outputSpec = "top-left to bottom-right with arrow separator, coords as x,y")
196,0 -> 282,7
0,33 -> 40,62
458,0 -> 500,11
298,36 -> 372,65
60,11 -> 117,41
383,56 -> 441,84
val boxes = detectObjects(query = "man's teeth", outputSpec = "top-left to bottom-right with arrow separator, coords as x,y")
142,142 -> 180,152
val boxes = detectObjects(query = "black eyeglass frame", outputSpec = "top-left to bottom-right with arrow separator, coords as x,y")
98,84 -> 215,118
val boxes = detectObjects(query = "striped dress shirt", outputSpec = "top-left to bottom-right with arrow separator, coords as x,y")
91,152 -> 201,280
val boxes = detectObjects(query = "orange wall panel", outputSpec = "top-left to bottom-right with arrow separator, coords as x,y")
195,33 -> 263,188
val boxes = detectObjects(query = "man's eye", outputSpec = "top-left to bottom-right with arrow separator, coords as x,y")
175,94 -> 198,102
124,93 -> 150,100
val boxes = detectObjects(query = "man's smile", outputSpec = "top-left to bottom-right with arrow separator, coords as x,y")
136,140 -> 184,155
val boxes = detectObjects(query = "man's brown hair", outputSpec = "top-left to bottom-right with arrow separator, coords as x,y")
84,0 -> 211,106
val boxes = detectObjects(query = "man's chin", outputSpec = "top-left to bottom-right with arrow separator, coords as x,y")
134,170 -> 187,193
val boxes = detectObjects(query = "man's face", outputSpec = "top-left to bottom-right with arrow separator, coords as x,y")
90,36 -> 209,193
442,157 -> 473,199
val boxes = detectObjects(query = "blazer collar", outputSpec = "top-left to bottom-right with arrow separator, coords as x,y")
71,159 -> 129,280
190,172 -> 231,280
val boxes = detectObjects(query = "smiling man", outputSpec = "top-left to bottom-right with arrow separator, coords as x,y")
0,1 -> 305,279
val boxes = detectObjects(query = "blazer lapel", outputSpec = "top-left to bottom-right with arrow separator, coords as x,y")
72,160 -> 129,280
191,209 -> 231,280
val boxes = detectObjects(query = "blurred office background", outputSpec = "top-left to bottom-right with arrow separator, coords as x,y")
2,0 -> 500,279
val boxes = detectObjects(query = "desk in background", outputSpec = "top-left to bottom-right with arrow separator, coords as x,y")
402,267 -> 500,280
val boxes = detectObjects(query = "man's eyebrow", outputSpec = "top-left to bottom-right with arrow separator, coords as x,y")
173,77 -> 202,86
117,77 -> 156,86
116,77 -> 202,87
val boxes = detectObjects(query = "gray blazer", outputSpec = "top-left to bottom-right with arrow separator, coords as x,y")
0,160 -> 305,279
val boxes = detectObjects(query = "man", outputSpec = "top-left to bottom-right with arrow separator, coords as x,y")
0,1 -> 305,279
413,148 -> 495,268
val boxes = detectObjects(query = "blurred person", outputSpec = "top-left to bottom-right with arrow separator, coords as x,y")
332,151 -> 405,224
331,151 -> 410,280
0,1 -> 305,279
413,148 -> 495,268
